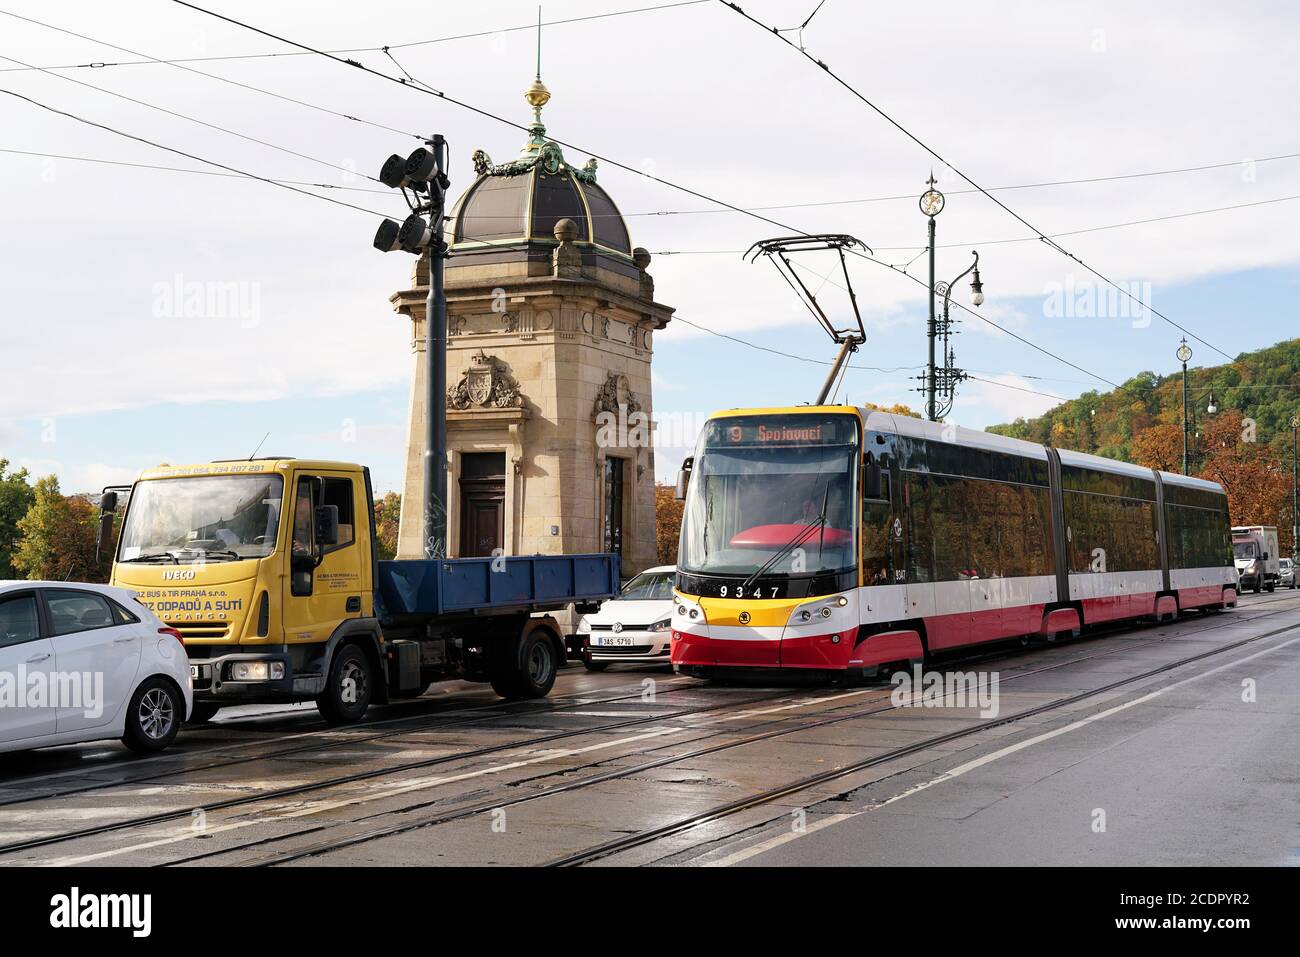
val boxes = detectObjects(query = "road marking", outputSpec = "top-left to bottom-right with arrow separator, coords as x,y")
704,813 -> 855,867
710,629 -> 1300,866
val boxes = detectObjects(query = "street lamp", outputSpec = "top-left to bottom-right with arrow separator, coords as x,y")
1177,338 -> 1193,474
931,250 -> 984,420
920,174 -> 944,421
1291,414 -> 1299,560
919,174 -> 982,421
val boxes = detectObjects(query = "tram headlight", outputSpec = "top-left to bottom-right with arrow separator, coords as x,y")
798,609 -> 812,623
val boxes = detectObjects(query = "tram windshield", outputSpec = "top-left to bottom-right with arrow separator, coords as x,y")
679,413 -> 858,579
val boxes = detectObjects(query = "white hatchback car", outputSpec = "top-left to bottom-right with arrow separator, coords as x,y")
577,565 -> 676,670
0,581 -> 193,755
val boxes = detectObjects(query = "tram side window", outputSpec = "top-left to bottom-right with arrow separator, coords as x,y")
861,498 -> 894,585
905,474 -> 935,583
1166,504 -> 1232,569
906,473 -> 1053,581
1066,493 -> 1158,573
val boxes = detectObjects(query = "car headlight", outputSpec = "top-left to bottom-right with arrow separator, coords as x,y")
230,661 -> 285,681
649,618 -> 672,633
576,617 -> 591,634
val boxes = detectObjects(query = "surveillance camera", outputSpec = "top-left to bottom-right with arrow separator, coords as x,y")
373,218 -> 402,252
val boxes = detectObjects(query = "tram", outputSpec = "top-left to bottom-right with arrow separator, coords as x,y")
670,406 -> 1237,677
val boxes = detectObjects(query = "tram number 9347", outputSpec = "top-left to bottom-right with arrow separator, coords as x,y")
717,584 -> 781,599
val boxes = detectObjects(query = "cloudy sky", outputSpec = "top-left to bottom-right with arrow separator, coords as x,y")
2,0 -> 1298,493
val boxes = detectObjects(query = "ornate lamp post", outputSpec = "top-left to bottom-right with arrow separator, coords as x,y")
1177,338 -> 1193,474
920,175 -> 945,421
932,251 -> 983,420
1291,414 -> 1299,559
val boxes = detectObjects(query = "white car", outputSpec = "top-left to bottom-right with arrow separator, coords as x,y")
577,565 -> 676,670
0,581 -> 193,755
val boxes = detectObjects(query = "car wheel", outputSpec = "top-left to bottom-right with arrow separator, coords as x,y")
122,678 -> 183,754
316,644 -> 372,724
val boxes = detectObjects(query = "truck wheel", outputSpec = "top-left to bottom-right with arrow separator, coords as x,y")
490,627 -> 559,700
122,677 -> 183,754
186,702 -> 221,724
317,643 -> 372,724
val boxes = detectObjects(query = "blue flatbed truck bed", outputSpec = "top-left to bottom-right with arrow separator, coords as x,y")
374,553 -> 620,701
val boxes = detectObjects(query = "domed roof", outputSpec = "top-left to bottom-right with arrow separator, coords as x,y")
447,163 -> 632,256
444,78 -> 634,267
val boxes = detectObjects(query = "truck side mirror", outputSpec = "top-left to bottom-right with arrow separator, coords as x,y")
315,504 -> 339,546
1261,552 -> 1269,561
674,456 -> 694,501
100,490 -> 118,513
95,511 -> 115,563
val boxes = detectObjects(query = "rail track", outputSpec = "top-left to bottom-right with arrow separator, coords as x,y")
163,594 -> 1300,866
2,591 -> 1294,865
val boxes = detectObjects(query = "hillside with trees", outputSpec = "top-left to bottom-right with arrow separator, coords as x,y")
987,337 -> 1300,555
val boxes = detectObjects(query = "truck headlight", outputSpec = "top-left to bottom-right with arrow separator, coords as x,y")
230,661 -> 285,681
649,618 -> 671,633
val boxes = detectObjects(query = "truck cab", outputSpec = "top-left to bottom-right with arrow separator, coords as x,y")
1231,525 -> 1280,594
104,458 -> 617,723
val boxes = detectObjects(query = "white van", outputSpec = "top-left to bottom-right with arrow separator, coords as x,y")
1231,526 -> 1281,593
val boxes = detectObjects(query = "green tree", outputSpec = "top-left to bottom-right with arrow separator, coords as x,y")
373,491 -> 401,561
11,475 -> 105,582
0,459 -> 35,579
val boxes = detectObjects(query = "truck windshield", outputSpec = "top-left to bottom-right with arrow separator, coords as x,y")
118,474 -> 284,563
1233,542 -> 1258,560
679,413 -> 858,579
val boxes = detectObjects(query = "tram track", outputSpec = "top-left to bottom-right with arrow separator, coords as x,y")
165,594 -> 1300,866
3,592 -> 1292,864
0,673 -> 698,807
546,616 -> 1300,866
0,683 -> 799,857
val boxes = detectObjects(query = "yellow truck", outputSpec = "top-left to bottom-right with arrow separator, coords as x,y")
101,458 -> 618,723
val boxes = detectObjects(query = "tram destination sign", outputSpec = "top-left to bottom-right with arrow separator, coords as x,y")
704,413 -> 858,448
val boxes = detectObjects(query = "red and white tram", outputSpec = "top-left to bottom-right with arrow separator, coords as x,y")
671,406 -> 1238,677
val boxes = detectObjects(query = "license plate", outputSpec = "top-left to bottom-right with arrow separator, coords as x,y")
594,636 -> 636,647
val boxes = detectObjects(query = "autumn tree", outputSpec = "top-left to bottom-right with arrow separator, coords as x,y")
12,476 -> 106,582
373,491 -> 401,561
655,483 -> 684,566
1197,410 -> 1294,555
1130,423 -> 1185,473
864,402 -> 922,419
0,459 -> 35,579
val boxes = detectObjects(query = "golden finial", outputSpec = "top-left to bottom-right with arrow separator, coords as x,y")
522,7 -> 550,149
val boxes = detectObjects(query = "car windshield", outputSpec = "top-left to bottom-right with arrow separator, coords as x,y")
118,474 -> 284,563
1233,542 -> 1258,560
679,414 -> 857,578
620,571 -> 675,601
